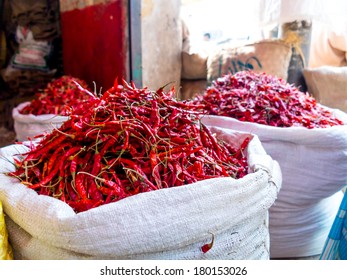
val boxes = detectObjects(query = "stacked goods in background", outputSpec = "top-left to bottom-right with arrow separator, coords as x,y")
192,70 -> 347,259
0,81 -> 281,260
0,0 -> 62,131
304,66 -> 347,114
180,37 -> 306,100
206,40 -> 293,85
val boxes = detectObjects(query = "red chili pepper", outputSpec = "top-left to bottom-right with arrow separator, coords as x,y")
19,75 -> 93,116
47,143 -> 72,174
74,172 -> 88,200
26,162 -> 60,189
201,233 -> 215,253
191,71 -> 344,128
9,78 -> 250,213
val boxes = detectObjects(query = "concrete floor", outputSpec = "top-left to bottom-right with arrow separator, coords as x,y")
0,126 -> 16,148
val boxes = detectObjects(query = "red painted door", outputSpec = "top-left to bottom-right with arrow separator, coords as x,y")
60,0 -> 129,92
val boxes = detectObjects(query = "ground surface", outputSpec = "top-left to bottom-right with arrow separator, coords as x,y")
0,127 -> 16,148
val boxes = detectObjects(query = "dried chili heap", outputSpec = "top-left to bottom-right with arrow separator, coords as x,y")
193,71 -> 344,128
9,80 -> 249,213
19,75 -> 92,116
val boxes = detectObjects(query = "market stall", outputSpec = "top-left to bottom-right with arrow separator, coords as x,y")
0,0 -> 347,263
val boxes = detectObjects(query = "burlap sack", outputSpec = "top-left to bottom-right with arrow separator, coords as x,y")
303,66 -> 347,113
179,79 -> 207,100
207,39 -> 292,84
181,38 -> 208,80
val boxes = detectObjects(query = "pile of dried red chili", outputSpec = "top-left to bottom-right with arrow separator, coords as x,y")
192,71 -> 344,128
19,75 -> 92,116
9,80 -> 249,213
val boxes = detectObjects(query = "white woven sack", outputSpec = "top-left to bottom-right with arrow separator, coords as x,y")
12,102 -> 69,141
202,110 -> 347,258
0,128 -> 281,260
